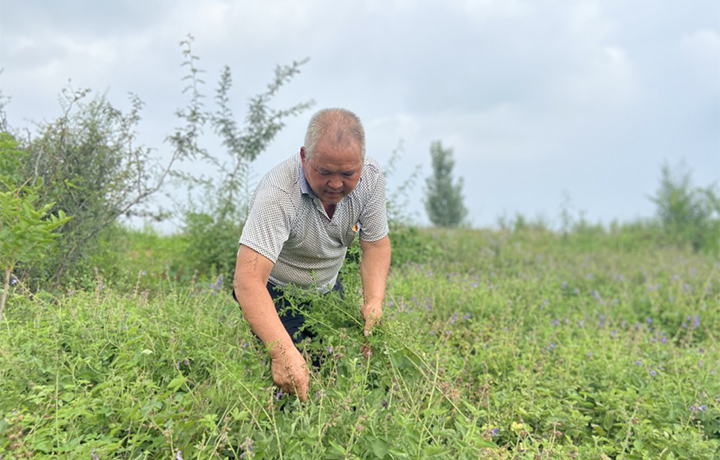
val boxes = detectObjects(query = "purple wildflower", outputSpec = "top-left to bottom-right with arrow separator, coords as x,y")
240,437 -> 255,459
10,275 -> 17,285
91,448 -> 99,460
694,315 -> 700,328
491,428 -> 498,436
450,313 -> 458,325
463,313 -> 471,320
646,317 -> 652,324
635,360 -> 642,366
275,390 -> 283,400
176,451 -> 183,460
650,370 -> 657,377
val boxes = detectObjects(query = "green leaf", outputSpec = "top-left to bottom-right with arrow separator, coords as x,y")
371,438 -> 389,458
167,376 -> 187,391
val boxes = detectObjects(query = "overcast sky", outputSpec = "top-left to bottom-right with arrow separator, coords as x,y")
1,0 -> 718,230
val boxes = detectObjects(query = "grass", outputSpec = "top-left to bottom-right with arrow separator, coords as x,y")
1,227 -> 718,459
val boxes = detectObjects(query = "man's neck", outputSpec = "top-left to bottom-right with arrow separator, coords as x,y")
323,202 -> 336,219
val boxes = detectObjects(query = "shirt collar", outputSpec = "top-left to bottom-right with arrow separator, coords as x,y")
298,163 -> 316,197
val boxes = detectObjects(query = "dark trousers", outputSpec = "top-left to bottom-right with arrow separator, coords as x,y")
234,279 -> 344,344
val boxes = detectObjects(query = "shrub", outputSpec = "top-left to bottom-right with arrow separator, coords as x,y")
649,163 -> 720,254
176,37 -> 313,278
0,133 -> 70,318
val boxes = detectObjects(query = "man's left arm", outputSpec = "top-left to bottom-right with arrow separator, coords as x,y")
359,235 -> 391,336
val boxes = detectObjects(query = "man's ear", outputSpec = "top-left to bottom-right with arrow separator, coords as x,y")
300,147 -> 306,163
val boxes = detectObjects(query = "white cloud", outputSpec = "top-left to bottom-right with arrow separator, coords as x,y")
0,0 -> 717,229
680,28 -> 720,63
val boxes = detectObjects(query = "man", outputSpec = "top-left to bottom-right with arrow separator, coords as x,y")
233,108 -> 391,402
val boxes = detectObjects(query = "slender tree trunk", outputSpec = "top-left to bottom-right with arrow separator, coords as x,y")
0,267 -> 10,321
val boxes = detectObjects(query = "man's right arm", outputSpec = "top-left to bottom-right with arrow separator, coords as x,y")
234,245 -> 309,401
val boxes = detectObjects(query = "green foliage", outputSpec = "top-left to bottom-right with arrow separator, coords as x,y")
649,163 -> 720,254
0,133 -> 70,319
2,228 -> 719,459
181,211 -> 242,278
175,36 -> 313,278
17,87 -> 174,286
424,141 -> 468,227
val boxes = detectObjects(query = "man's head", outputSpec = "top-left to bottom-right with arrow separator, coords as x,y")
300,108 -> 365,206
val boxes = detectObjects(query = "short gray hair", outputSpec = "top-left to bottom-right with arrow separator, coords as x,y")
304,108 -> 365,160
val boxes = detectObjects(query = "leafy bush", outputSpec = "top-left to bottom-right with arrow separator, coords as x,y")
650,163 -> 720,254
181,211 -> 242,279
18,89 -> 168,287
175,37 -> 313,278
0,132 -> 70,319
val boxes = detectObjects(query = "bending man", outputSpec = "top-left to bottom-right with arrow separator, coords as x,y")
233,108 -> 391,401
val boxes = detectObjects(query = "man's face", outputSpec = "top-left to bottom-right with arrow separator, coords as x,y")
301,137 -> 363,206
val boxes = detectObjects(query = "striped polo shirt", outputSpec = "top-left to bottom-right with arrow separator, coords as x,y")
239,153 -> 389,292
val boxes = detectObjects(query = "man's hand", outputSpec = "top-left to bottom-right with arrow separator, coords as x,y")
358,235 -> 390,360
360,302 -> 382,359
235,246 -> 308,400
361,302 -> 382,337
270,345 -> 309,402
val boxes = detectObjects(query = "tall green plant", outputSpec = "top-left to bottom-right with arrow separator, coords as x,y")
423,140 -> 468,227
0,133 -> 70,318
177,36 -> 313,277
649,163 -> 720,253
22,88 -> 174,285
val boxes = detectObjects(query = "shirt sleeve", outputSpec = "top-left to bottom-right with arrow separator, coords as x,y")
239,184 -> 295,263
358,163 -> 390,242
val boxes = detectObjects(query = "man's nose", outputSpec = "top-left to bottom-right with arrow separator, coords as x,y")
328,177 -> 342,189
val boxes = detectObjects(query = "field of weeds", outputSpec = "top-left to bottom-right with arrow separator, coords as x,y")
1,228 -> 718,459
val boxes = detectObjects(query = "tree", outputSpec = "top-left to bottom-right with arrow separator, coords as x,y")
424,141 -> 468,227
176,37 -> 313,277
649,163 -> 720,253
